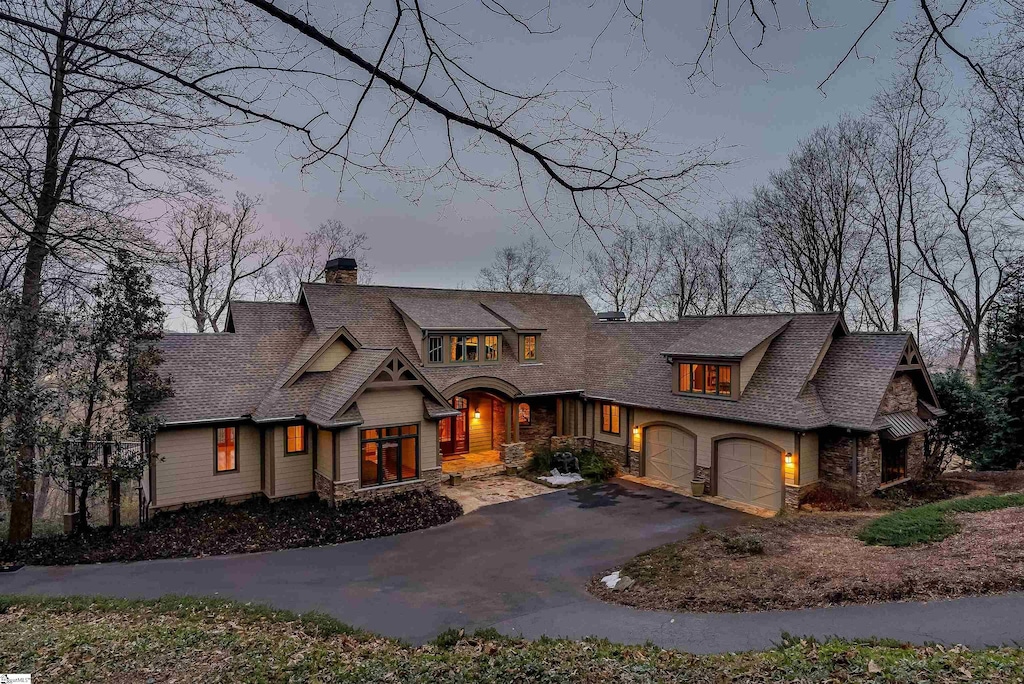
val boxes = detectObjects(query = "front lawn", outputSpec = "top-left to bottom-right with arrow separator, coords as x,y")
860,493 -> 1024,547
0,490 -> 462,566
3,595 -> 1024,683
592,499 -> 1024,612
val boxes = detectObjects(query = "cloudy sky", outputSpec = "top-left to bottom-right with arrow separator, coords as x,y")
213,1 -> 921,289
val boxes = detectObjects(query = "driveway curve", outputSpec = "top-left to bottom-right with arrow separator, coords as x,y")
3,479 -> 1023,653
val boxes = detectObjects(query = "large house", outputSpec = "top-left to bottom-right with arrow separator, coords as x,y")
144,258 -> 943,514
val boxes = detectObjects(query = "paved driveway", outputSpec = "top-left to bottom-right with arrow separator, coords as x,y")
4,479 -> 1024,652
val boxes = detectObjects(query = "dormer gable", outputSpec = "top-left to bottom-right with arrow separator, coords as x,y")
282,326 -> 361,388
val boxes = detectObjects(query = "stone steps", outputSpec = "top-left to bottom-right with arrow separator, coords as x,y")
441,463 -> 508,482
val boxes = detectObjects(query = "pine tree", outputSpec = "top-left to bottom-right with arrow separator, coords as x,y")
978,282 -> 1024,470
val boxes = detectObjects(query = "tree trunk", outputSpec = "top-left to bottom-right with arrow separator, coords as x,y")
34,470 -> 51,518
7,15 -> 68,543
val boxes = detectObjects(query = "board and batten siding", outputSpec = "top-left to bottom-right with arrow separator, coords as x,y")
271,424 -> 313,498
335,387 -> 439,485
799,430 -> 819,484
152,424 -> 261,508
316,427 -> 333,477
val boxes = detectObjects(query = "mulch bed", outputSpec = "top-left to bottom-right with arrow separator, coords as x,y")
0,490 -> 462,566
592,473 -> 1024,613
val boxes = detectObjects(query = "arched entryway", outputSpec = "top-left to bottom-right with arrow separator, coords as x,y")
438,379 -> 522,477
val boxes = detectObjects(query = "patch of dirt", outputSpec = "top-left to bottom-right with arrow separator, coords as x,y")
0,490 -> 462,566
591,506 -> 1024,613
944,470 -> 1024,495
801,477 -> 975,513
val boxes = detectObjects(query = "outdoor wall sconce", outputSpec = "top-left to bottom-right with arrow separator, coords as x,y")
474,410 -> 481,419
784,452 -> 793,465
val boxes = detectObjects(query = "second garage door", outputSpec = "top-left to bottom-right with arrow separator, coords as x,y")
644,426 -> 695,487
716,438 -> 782,510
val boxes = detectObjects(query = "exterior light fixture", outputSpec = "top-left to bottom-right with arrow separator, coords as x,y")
474,410 -> 481,419
784,452 -> 793,465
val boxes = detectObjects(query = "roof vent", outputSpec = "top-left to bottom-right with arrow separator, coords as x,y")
597,311 -> 626,322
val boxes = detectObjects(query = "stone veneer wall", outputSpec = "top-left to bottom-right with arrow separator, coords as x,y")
314,471 -> 334,504
880,373 -> 918,413
500,442 -> 527,468
519,397 -> 556,453
328,468 -> 442,504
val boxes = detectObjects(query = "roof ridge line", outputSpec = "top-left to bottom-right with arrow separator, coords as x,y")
300,281 -> 587,298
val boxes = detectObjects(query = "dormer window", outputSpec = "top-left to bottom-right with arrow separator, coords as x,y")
677,362 -> 736,399
427,335 -> 444,363
521,334 -> 538,362
425,332 -> 501,365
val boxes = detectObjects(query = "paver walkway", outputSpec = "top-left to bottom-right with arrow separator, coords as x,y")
3,479 -> 1023,652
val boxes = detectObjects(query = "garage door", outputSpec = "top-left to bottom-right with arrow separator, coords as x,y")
716,438 -> 782,510
644,426 -> 695,487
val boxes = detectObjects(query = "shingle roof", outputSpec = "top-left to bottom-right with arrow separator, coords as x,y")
154,283 -> 928,433
390,295 -> 509,331
661,315 -> 792,358
810,332 -> 910,430
481,301 -> 547,331
156,303 -> 313,423
586,314 -> 837,430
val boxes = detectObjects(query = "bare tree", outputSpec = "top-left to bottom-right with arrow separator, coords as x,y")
165,194 -> 287,332
476,235 -> 569,293
0,0 -> 236,542
702,201 -> 766,315
911,114 -> 1023,374
585,228 -> 663,320
260,220 -> 372,301
655,223 -> 712,320
853,79 -> 942,331
751,118 -> 875,314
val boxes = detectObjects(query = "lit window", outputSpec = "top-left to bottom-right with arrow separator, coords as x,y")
677,362 -> 735,398
215,426 -> 237,473
601,403 -> 621,435
360,424 -> 418,487
286,424 -> 306,454
518,403 -> 531,425
465,335 -> 479,362
450,336 -> 465,362
718,366 -> 732,396
692,364 -> 705,393
485,335 -> 499,361
427,335 -> 443,363
679,363 -> 692,392
523,335 -> 537,361
705,365 -> 718,394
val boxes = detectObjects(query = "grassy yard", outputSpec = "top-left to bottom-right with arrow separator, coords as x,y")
592,475 -> 1024,613
2,595 -> 1023,682
860,493 -> 1024,547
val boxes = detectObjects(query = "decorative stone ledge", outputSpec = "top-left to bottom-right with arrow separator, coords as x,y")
332,468 -> 442,504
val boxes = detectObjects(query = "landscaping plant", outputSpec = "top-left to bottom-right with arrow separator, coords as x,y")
859,493 -> 1024,547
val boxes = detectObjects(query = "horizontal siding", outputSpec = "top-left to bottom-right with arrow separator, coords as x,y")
273,425 -> 313,497
338,387 -> 439,485
468,393 -> 492,453
153,425 -> 261,507
308,340 -> 351,372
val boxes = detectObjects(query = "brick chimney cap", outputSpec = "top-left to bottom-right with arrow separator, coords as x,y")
325,257 -> 357,270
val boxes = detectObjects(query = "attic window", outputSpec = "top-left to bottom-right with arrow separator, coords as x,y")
678,363 -> 735,398
522,334 -> 538,361
427,335 -> 443,363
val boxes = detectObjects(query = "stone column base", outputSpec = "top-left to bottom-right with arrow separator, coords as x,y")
500,442 -> 527,468
784,481 -> 819,510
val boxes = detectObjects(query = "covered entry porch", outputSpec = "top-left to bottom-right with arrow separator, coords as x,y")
438,383 -> 528,478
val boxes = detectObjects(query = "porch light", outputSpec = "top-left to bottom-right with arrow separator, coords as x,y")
474,410 -> 481,419
784,452 -> 793,465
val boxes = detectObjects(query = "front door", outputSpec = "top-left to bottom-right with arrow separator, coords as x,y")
440,396 -> 470,458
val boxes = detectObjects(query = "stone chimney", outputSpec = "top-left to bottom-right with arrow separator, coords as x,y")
324,257 -> 358,285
